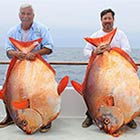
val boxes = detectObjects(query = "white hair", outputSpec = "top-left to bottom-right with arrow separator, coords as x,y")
19,3 -> 34,13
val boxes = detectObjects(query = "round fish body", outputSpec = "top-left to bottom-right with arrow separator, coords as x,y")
5,58 -> 60,134
1,38 -> 68,134
84,49 -> 140,134
71,28 -> 140,136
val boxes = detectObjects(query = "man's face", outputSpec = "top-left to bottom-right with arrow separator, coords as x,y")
101,12 -> 114,32
19,7 -> 34,27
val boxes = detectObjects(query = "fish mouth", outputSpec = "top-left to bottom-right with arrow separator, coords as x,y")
95,119 -> 104,129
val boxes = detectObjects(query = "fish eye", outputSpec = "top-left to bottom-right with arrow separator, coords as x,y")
103,118 -> 110,125
21,120 -> 28,126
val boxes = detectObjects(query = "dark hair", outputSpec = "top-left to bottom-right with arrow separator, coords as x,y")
100,9 -> 115,19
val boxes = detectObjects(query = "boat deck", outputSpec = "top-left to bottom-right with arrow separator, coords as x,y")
1,117 -> 140,140
0,87 -> 140,140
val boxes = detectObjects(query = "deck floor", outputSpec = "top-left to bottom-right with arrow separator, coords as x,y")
1,87 -> 140,140
1,117 -> 140,140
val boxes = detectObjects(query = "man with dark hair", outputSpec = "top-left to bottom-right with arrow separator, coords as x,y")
83,8 -> 137,129
100,8 -> 115,19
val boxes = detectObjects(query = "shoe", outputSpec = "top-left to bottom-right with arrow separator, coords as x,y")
0,105 -> 14,128
0,116 -> 14,128
127,120 -> 137,129
40,123 -> 52,133
82,117 -> 93,128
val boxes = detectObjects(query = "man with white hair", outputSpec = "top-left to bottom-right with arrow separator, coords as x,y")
0,3 -> 54,133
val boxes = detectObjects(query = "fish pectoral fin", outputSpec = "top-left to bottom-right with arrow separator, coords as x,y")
0,57 -> 17,100
57,76 -> 69,95
71,80 -> 83,96
12,99 -> 30,109
0,87 -> 5,100
105,95 -> 115,106
98,95 -> 115,107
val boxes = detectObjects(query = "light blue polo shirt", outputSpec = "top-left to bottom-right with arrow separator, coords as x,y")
5,21 -> 54,61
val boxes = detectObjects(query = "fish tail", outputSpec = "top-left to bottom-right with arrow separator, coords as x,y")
9,37 -> 42,53
0,88 -> 5,99
84,28 -> 117,47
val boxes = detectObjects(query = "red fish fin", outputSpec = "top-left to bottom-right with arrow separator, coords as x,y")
111,47 -> 138,71
57,76 -> 69,95
105,96 -> 114,106
84,28 -> 117,47
98,95 -> 114,106
71,52 -> 96,96
5,57 -> 17,80
82,51 -> 96,87
0,57 -> 17,99
87,51 -> 97,72
9,37 -> 42,53
71,80 -> 83,96
36,54 -> 56,75
12,99 -> 30,109
0,88 -> 5,99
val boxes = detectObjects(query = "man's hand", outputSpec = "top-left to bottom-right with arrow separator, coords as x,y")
94,44 -> 111,55
15,51 -> 26,60
7,50 -> 36,61
25,52 -> 36,61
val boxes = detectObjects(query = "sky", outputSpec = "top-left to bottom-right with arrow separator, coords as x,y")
0,0 -> 140,48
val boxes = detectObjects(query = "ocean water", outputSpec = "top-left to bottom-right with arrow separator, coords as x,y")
0,47 -> 140,86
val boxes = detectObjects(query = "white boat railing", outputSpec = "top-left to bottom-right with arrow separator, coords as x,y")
0,61 -> 140,66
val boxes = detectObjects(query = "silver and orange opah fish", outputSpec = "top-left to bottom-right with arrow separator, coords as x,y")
71,28 -> 140,136
0,38 -> 69,134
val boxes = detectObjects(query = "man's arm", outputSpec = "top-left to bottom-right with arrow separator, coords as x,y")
120,31 -> 131,54
7,50 -> 26,60
25,47 -> 52,60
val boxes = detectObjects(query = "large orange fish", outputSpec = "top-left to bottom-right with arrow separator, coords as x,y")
0,38 -> 69,134
71,28 -> 140,136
